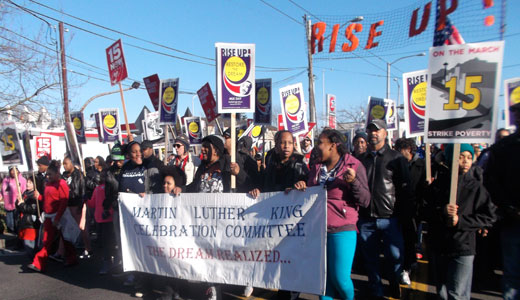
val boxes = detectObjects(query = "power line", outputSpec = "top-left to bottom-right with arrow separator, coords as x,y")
287,0 -> 321,21
258,0 -> 302,25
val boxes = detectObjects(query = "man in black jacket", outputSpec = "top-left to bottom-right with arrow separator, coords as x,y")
484,103 -> 520,299
141,140 -> 164,194
35,156 -> 50,196
358,120 -> 413,299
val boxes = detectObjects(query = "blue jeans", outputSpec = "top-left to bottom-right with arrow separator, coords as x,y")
502,223 -> 520,300
5,210 -> 16,232
320,230 -> 357,300
433,254 -> 474,300
358,217 -> 404,297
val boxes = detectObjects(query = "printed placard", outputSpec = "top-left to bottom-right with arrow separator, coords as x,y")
99,108 -> 121,143
385,99 -> 397,131
70,111 -> 86,144
403,70 -> 428,137
119,187 -> 326,295
106,39 -> 128,86
159,78 -> 180,125
0,121 -> 23,165
35,137 -> 51,160
425,41 -> 504,143
504,77 -> 520,129
254,79 -> 272,125
143,74 -> 161,111
184,117 -> 202,145
216,43 -> 255,113
197,83 -> 220,123
365,96 -> 386,127
144,111 -> 164,140
280,83 -> 308,135
327,94 -> 336,129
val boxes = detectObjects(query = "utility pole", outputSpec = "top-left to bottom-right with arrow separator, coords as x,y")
59,22 -> 81,166
305,15 -> 316,134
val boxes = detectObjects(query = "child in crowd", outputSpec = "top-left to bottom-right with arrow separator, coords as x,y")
17,177 -> 40,256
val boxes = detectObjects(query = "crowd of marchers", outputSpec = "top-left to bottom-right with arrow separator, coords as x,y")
1,103 -> 519,300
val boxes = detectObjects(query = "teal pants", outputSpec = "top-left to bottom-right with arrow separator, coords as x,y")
320,230 -> 357,300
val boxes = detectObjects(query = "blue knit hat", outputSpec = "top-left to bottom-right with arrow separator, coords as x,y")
444,143 -> 474,166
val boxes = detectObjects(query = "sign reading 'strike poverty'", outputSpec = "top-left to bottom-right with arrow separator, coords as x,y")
119,187 -> 327,295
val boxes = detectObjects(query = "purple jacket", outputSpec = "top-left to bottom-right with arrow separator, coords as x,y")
308,153 -> 370,233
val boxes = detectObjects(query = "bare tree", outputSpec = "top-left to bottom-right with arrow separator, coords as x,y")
337,104 -> 367,124
0,4 -> 62,122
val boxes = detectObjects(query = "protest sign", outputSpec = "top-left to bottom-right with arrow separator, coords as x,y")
197,83 -> 220,123
99,108 -> 121,143
365,96 -> 386,127
385,99 -> 397,131
216,43 -> 255,113
254,79 -> 272,125
0,121 -> 23,165
277,114 -> 284,131
184,117 -> 202,145
21,132 -> 33,171
35,137 -> 51,160
106,39 -> 128,86
144,111 -> 164,140
159,78 -> 180,124
403,70 -> 428,137
280,83 -> 308,136
504,77 -> 520,130
143,74 -> 161,111
425,41 -> 504,143
70,111 -> 86,144
327,94 -> 336,129
119,186 -> 326,295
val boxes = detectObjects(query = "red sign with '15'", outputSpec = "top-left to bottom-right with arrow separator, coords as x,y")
106,39 -> 128,86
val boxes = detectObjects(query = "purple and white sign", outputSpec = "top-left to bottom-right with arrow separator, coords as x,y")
504,78 -> 520,130
184,117 -> 202,146
159,78 -> 179,125
280,83 -> 308,136
99,108 -> 121,144
254,79 -> 272,125
385,99 -> 397,131
216,43 -> 255,113
403,70 -> 427,137
70,111 -> 86,144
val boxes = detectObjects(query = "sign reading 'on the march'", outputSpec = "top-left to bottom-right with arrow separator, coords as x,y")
119,187 -> 327,295
425,41 -> 504,144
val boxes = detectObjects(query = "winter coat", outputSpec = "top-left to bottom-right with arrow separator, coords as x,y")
143,155 -> 164,194
186,154 -> 245,193
40,179 -> 69,223
85,168 -> 101,200
87,184 -> 112,223
17,190 -> 40,231
484,131 -> 520,226
425,165 -> 496,257
62,168 -> 85,208
359,144 -> 413,219
307,153 -> 371,232
1,174 -> 27,211
103,164 -> 122,210
170,154 -> 200,185
261,152 -> 309,192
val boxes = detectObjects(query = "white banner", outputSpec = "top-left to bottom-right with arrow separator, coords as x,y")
119,187 -> 327,295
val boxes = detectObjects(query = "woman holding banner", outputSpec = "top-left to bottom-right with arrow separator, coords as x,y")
300,129 -> 370,300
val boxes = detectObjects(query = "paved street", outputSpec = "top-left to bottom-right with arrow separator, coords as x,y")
0,233 -> 504,300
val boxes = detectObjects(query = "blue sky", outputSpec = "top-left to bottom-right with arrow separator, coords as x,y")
6,0 -> 519,129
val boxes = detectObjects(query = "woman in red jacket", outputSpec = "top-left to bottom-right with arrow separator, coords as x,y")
304,129 -> 371,300
27,160 -> 78,272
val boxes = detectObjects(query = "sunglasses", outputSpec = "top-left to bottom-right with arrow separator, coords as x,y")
174,144 -> 183,148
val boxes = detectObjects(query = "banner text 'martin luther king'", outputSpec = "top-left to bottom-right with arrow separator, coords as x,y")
119,187 -> 326,295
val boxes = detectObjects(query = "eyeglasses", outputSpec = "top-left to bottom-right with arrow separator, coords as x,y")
174,144 -> 183,148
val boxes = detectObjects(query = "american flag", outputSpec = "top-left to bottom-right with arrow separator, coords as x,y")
433,3 -> 465,46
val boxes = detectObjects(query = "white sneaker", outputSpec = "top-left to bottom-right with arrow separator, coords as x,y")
206,285 -> 218,300
243,285 -> 254,297
400,270 -> 411,285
